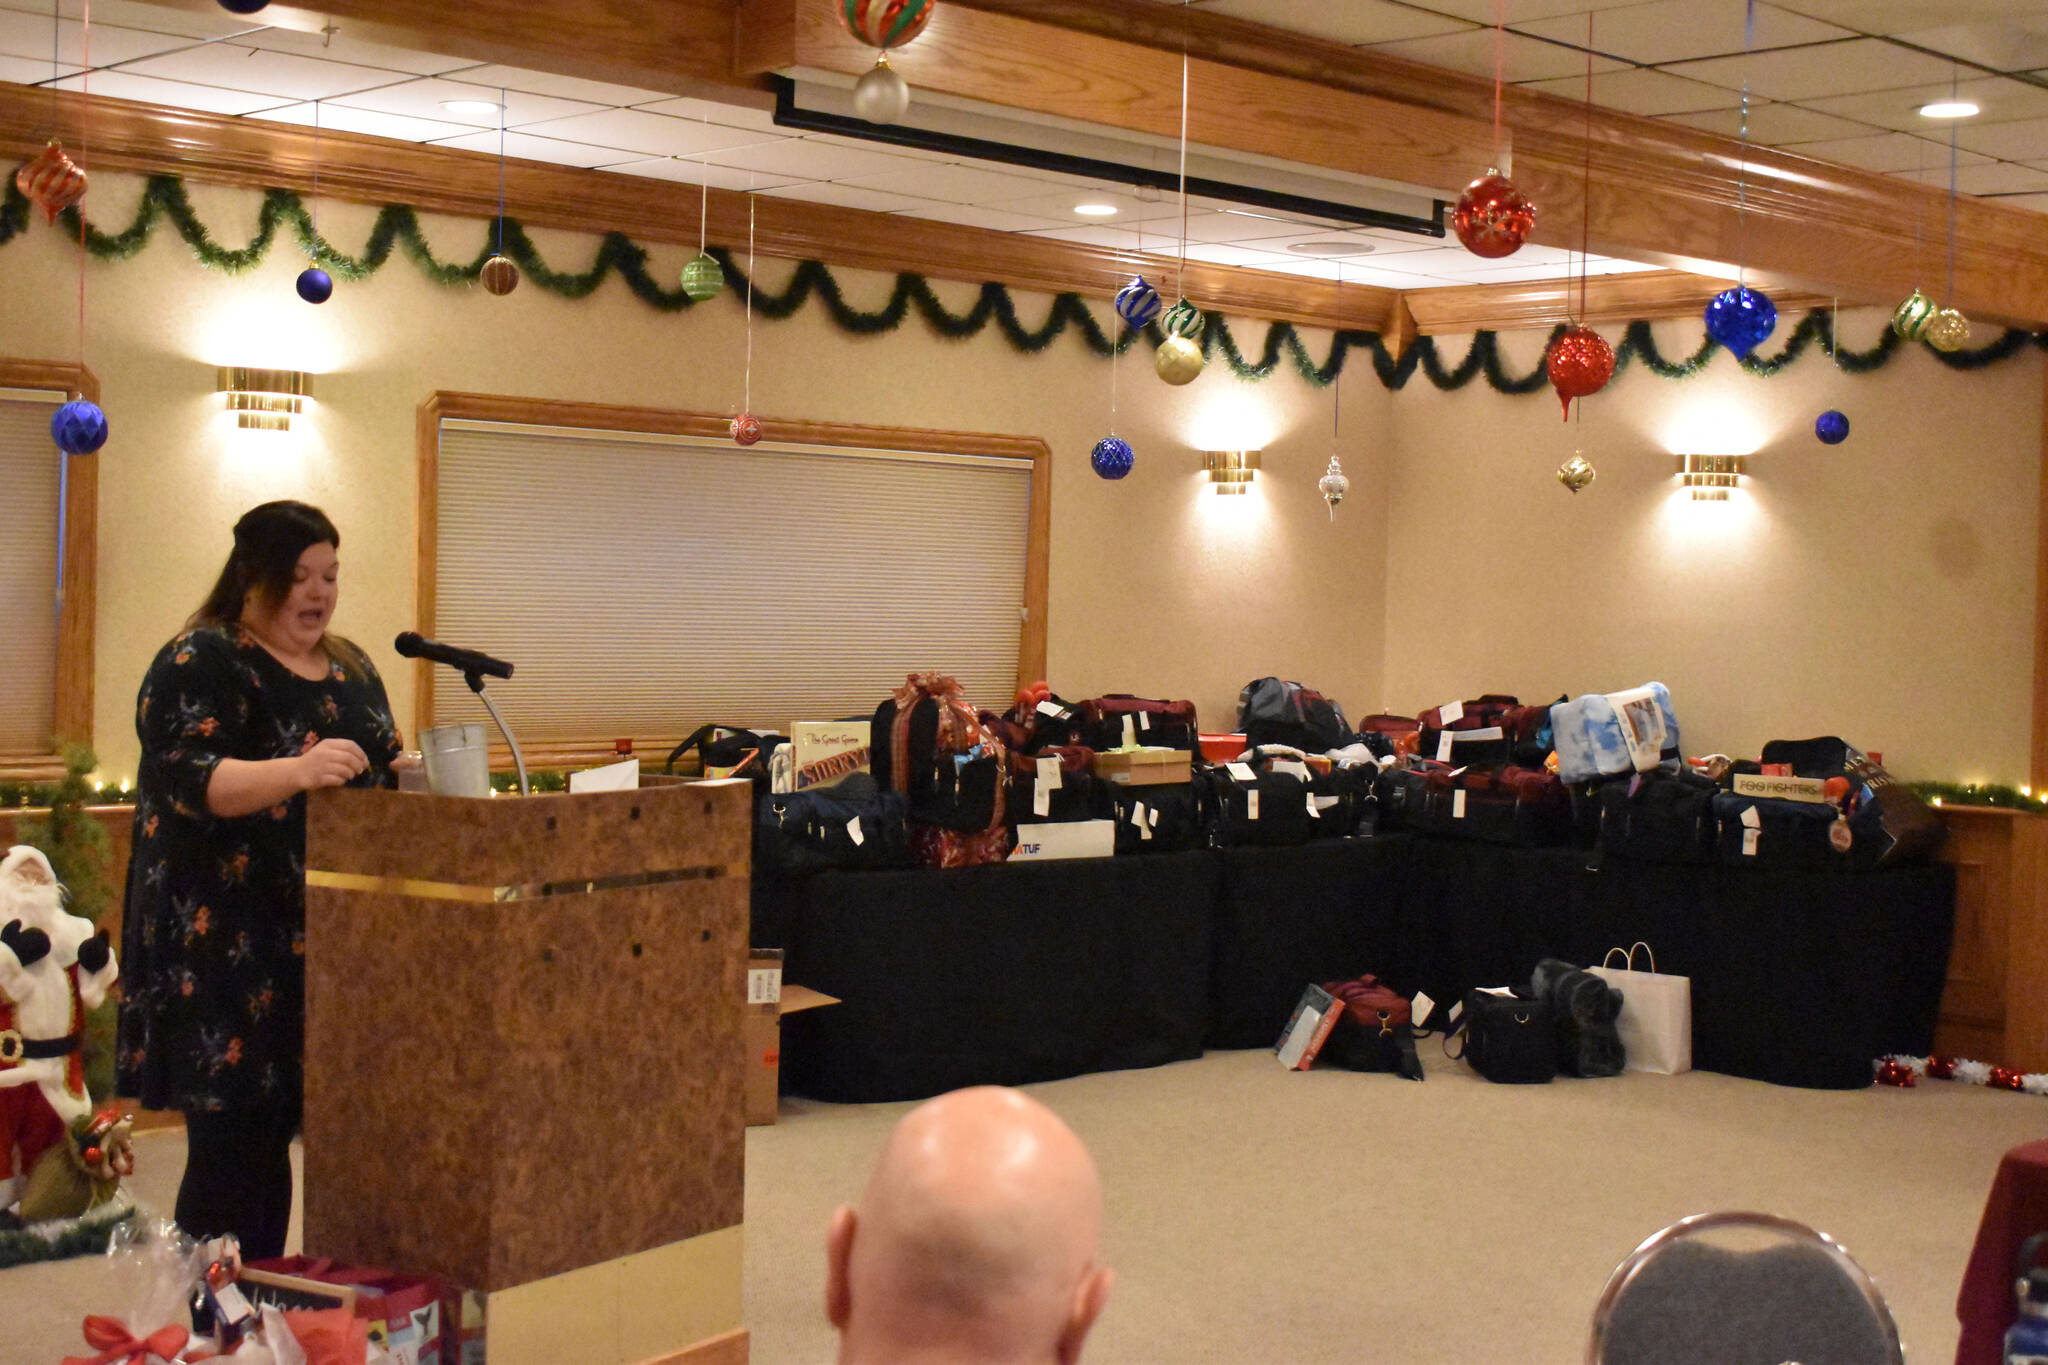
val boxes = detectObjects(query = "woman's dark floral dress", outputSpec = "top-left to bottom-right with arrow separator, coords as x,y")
117,624 -> 401,1116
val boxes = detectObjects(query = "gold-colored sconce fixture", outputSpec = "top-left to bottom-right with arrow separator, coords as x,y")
1678,454 -> 1744,501
1203,449 -> 1261,494
218,368 -> 312,431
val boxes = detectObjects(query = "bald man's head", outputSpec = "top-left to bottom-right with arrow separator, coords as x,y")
826,1087 -> 1114,1365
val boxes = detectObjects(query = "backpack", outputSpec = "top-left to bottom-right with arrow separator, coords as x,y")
1237,678 -> 1352,753
871,672 -> 1009,841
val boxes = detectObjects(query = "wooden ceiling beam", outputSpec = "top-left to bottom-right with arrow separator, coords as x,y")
1401,270 -> 1837,336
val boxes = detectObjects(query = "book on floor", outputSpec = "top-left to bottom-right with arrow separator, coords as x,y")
1275,983 -> 1343,1071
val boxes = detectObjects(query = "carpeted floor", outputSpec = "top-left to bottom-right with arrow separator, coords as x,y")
7,1050 -> 2037,1363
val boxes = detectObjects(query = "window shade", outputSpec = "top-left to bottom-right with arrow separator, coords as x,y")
433,422 -> 1034,739
0,395 -> 60,756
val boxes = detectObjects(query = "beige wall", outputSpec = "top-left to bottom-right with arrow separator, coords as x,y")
0,174 -> 1391,781
1383,316 -> 2044,783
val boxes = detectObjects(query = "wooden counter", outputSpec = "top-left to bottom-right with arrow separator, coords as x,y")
1933,806 -> 2048,1072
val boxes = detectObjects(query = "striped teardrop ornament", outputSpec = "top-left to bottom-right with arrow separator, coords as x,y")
1115,276 -> 1162,329
1891,289 -> 1937,341
841,0 -> 935,50
1160,298 -> 1204,340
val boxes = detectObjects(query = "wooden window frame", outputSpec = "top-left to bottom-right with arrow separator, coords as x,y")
415,391 -> 1051,769
0,360 -> 97,780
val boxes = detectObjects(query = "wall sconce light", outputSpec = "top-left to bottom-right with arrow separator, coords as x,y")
1203,449 -> 1261,494
217,367 -> 312,431
1678,453 -> 1744,501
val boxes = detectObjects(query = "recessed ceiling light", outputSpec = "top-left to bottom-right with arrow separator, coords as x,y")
440,98 -> 504,117
1287,240 -> 1376,257
1918,99 -> 1980,119
1073,202 -> 1119,217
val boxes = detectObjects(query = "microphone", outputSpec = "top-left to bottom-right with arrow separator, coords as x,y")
394,631 -> 514,680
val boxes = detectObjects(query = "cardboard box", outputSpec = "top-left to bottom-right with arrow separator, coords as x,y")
745,952 -> 840,1126
1092,748 -> 1192,786
1009,819 -> 1116,862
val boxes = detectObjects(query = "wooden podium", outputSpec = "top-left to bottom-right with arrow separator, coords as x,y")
301,781 -> 753,1365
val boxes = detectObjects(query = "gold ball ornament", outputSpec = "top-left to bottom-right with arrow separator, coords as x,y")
1923,307 -> 1971,353
1891,288 -> 1937,340
480,254 -> 520,296
1154,334 -> 1204,386
852,56 -> 911,124
1557,454 -> 1596,495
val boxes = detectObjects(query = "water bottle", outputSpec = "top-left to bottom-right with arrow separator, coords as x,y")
2006,1233 -> 2048,1365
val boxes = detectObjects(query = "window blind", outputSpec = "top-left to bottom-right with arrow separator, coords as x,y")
432,421 -> 1034,740
0,395 -> 61,756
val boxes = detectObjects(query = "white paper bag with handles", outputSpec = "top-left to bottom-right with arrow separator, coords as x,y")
1588,941 -> 1691,1075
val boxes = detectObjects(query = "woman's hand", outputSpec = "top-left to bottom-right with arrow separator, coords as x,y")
296,738 -> 370,790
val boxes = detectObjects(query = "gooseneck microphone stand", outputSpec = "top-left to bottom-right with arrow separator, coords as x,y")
466,669 -> 530,797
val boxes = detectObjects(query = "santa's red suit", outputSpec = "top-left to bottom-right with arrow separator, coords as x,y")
0,845 -> 117,1205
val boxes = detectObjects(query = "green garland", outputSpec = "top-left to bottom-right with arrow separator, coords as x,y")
4,170 -> 2045,389
1907,781 -> 2048,813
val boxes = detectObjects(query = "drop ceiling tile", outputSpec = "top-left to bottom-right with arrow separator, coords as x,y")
228,26 -> 474,77
0,13 -> 198,68
44,69 -> 285,114
891,202 -> 1074,232
1517,68 -> 1744,116
1366,28 -> 1630,82
327,77 -> 605,129
118,45 -> 410,100
698,135 -> 929,181
601,157 -> 809,191
1179,241 -> 1296,268
633,95 -> 784,133
1661,38 -> 1957,103
759,180 -> 939,213
447,63 -> 674,107
427,129 -> 642,169
1889,20 -> 2048,72
1181,209 -> 1376,244
828,161 -> 1085,206
1777,130 -> 1976,173
1260,257 -> 1444,285
25,0 -> 257,40
1662,101 -> 1880,144
252,100 -> 474,143
1765,1 -> 2048,36
984,185 -> 1189,224
1378,0 -> 1664,23
1454,259 -> 1600,283
1513,0 -> 1853,65
1235,225 -> 1446,259
1947,114 -> 2048,162
1901,160 -> 2048,194
792,131 -> 975,166
0,52 -> 77,83
1020,224 -> 1157,252
1201,0 -> 1478,45
1797,76 -> 2048,132
513,108 -> 782,159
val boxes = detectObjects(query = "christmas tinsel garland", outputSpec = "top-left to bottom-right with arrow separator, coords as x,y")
3,171 -> 2045,388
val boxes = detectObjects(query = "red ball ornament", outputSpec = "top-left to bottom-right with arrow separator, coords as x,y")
1874,1059 -> 1916,1088
1992,1066 -> 2025,1091
1452,169 -> 1535,259
1926,1055 -> 1957,1079
1546,325 -> 1615,420
730,412 -> 762,446
83,1145 -> 103,1164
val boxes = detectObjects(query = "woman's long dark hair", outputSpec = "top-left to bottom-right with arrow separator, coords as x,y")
189,500 -> 340,629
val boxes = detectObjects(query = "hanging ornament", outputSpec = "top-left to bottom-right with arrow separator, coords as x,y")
841,0 -> 936,49
1891,289 -> 1937,340
1814,410 -> 1850,445
1556,454 -> 1596,494
1317,456 -> 1350,516
1154,299 -> 1205,386
1115,276 -> 1162,329
51,399 -> 108,456
295,267 -> 333,305
1090,436 -> 1133,480
1545,326 -> 1614,420
1452,170 -> 1536,259
1160,297 -> 1202,340
1704,285 -> 1777,359
216,0 -> 271,11
1874,1058 -> 1917,1088
852,55 -> 912,124
480,255 -> 520,296
730,412 -> 763,446
1924,307 -> 1971,352
15,142 -> 87,224
681,252 -> 725,303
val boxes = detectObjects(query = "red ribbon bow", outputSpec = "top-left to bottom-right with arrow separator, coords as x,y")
63,1315 -> 190,1365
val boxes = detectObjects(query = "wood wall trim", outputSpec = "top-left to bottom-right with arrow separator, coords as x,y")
1404,270 -> 1837,336
2035,350 -> 2048,792
630,1326 -> 749,1365
415,391 -> 1051,745
0,359 -> 97,777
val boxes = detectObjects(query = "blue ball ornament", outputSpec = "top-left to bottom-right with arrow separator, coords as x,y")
1814,410 -> 1850,445
1704,285 -> 1778,359
51,399 -> 107,455
1115,276 -> 1161,329
1090,435 -> 1133,480
296,267 -> 333,305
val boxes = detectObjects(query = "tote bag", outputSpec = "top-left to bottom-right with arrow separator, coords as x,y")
1588,942 -> 1692,1075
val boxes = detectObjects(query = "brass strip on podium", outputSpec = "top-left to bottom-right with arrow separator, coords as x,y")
306,865 -> 728,904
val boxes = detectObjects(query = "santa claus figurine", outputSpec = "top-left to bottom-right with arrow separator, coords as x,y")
0,844 -> 117,1214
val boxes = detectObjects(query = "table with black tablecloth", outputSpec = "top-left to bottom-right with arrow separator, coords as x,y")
754,834 -> 1954,1101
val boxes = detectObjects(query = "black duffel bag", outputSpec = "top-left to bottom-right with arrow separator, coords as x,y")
755,774 -> 912,875
1109,783 -> 1203,854
1455,988 -> 1556,1084
667,724 -> 787,791
1237,677 -> 1353,753
1597,769 -> 1720,864
1200,765 -> 1315,847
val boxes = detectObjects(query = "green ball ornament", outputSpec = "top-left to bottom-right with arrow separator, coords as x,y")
1891,288 -> 1936,340
681,253 -> 724,302
1160,298 -> 1203,341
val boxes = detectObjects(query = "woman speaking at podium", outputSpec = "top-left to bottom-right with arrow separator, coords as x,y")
118,500 -> 409,1258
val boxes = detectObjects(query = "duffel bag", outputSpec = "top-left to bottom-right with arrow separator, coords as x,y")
872,672 -> 1008,832
1245,747 -> 1361,837
755,776 -> 912,875
984,687 -> 1087,756
1200,764 -> 1315,847
1403,764 -> 1571,846
1550,682 -> 1682,785
666,724 -> 787,790
1760,736 -> 1943,866
1237,677 -> 1353,753
1415,695 -> 1519,766
1009,744 -> 1111,825
1596,769 -> 1720,864
1455,988 -> 1556,1084
1077,694 -> 1199,751
1320,975 -> 1424,1080
1109,782 -> 1203,854
1712,792 -> 1841,868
